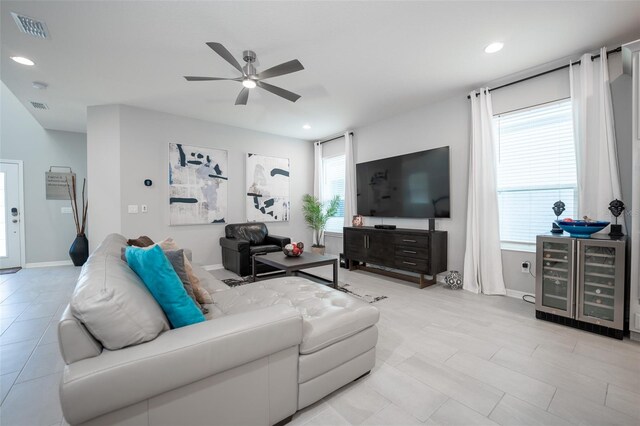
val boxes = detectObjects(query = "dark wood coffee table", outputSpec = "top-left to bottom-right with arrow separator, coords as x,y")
252,252 -> 338,288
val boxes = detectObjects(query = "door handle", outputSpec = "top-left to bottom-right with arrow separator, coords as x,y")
12,219 -> 18,223
403,250 -> 417,254
11,207 -> 18,217
403,261 -> 417,266
402,239 -> 416,243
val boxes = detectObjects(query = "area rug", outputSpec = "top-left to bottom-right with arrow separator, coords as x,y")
0,267 -> 21,275
220,276 -> 387,304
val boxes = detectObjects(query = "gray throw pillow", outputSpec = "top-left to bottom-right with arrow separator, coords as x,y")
163,249 -> 207,314
121,247 -> 207,314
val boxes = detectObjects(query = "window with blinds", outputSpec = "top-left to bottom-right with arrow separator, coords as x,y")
495,99 -> 577,244
322,155 -> 345,233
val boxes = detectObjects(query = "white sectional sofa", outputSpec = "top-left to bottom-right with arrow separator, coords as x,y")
58,234 -> 379,426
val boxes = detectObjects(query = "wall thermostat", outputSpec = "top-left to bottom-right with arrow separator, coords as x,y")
144,179 -> 153,187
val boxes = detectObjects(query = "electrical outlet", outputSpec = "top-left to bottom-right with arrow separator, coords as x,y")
127,204 -> 139,214
521,261 -> 531,273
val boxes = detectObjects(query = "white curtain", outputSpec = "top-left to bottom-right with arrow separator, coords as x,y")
463,89 -> 507,295
571,48 -> 624,228
314,142 -> 323,200
344,132 -> 357,227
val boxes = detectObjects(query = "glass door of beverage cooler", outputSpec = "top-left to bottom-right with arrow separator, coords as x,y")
536,237 -> 575,318
577,240 -> 625,328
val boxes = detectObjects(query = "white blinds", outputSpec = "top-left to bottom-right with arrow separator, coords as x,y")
496,99 -> 577,244
322,155 -> 346,233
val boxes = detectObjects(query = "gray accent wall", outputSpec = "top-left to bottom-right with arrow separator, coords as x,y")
87,105 -> 314,266
0,82 -> 87,264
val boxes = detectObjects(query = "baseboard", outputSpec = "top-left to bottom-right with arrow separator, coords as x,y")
202,264 -> 224,271
25,260 -> 74,268
506,289 -> 531,300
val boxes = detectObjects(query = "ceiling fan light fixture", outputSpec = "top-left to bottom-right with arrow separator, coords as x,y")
242,78 -> 257,89
484,42 -> 504,54
10,56 -> 35,66
185,42 -> 303,105
302,124 -> 311,130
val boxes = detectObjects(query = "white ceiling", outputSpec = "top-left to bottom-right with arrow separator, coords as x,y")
1,1 -> 639,141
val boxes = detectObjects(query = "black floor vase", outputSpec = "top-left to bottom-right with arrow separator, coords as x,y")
69,234 -> 89,266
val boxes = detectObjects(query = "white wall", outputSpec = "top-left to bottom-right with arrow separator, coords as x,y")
326,53 -> 629,295
353,96 -> 470,274
325,95 -> 470,275
86,105 -> 314,266
86,105 -> 121,252
0,82 -> 87,264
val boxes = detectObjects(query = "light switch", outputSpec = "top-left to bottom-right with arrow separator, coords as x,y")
128,205 -> 139,214
61,207 -> 72,214
141,204 -> 148,213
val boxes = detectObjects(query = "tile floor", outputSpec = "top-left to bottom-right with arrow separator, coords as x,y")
1,264 -> 640,426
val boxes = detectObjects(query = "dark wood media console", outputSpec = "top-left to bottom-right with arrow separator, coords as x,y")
343,226 -> 447,288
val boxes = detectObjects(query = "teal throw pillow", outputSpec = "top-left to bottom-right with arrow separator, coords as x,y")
125,245 -> 205,328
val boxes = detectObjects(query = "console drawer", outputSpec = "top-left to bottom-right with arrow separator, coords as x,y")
394,235 -> 428,247
395,256 -> 428,272
395,245 -> 429,259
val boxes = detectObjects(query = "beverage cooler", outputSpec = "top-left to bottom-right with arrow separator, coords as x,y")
535,235 -> 626,339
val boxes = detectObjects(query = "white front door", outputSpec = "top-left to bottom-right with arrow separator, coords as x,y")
0,162 -> 22,269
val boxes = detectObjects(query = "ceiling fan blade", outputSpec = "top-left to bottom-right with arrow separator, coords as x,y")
206,42 -> 243,74
184,76 -> 241,81
235,87 -> 250,105
257,59 -> 304,80
256,81 -> 301,103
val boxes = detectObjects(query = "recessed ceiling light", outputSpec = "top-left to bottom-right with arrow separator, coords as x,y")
11,56 -> 35,66
242,78 -> 256,89
484,42 -> 504,54
302,124 -> 311,130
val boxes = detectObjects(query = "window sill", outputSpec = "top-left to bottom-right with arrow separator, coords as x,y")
501,242 -> 536,253
325,232 -> 343,237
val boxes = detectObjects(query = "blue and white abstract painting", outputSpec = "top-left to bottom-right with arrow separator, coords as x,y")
169,143 -> 227,225
246,154 -> 290,222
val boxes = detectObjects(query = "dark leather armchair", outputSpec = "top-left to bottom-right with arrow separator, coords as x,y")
220,222 -> 291,277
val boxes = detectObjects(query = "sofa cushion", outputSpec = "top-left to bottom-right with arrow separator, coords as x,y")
250,244 -> 282,255
225,222 -> 268,245
191,265 -> 230,294
126,246 -> 206,329
70,234 -> 170,350
58,306 -> 103,365
211,277 -> 380,354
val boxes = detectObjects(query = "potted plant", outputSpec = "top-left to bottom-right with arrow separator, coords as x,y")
302,194 -> 340,255
66,176 -> 89,266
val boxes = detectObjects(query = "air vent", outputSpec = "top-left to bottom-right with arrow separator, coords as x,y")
30,101 -> 49,110
11,12 -> 49,39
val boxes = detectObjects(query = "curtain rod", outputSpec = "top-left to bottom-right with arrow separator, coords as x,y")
466,46 -> 622,99
317,131 -> 354,145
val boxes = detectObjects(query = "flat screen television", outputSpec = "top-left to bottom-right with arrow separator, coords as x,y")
356,146 -> 450,218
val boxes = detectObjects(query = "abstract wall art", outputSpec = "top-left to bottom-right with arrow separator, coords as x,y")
169,143 -> 228,225
246,154 -> 290,222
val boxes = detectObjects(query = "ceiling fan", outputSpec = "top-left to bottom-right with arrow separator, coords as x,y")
184,42 -> 304,105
